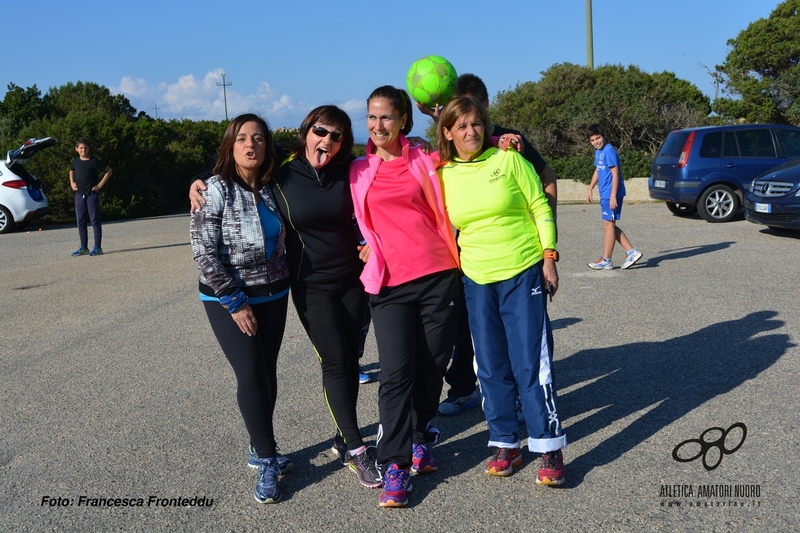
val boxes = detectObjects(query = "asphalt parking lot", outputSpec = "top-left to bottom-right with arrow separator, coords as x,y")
2,203 -> 798,532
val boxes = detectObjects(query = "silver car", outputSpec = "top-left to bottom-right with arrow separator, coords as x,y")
0,137 -> 54,234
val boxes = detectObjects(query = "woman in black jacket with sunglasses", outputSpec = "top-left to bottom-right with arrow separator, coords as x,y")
270,106 -> 383,488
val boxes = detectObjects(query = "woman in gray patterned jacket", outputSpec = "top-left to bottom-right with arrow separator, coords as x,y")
190,113 -> 291,505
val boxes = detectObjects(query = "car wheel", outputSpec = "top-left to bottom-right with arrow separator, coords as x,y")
697,185 -> 739,223
0,206 -> 14,234
666,202 -> 697,217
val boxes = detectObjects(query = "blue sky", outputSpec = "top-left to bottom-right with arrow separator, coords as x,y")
2,0 -> 782,140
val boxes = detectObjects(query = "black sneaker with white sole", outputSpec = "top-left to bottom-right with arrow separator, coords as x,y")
348,446 -> 382,488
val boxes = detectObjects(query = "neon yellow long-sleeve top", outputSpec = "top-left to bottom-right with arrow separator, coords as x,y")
438,147 -> 556,285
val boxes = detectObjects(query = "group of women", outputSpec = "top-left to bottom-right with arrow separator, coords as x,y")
189,85 -> 567,508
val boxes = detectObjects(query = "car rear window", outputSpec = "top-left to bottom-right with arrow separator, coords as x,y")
658,131 -> 691,158
699,132 -> 721,158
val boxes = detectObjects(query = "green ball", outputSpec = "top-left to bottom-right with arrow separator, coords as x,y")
406,55 -> 458,107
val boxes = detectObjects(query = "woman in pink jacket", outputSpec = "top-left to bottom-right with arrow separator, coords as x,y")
350,85 -> 460,508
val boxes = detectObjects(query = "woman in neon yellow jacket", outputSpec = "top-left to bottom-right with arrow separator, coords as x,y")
436,96 -> 566,486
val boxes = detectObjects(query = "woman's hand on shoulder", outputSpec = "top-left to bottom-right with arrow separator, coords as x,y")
190,180 -> 208,213
496,134 -> 524,154
408,136 -> 433,155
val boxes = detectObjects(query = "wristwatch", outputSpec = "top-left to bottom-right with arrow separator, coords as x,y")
543,250 -> 559,262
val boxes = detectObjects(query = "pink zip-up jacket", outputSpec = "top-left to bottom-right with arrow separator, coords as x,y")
349,134 -> 460,294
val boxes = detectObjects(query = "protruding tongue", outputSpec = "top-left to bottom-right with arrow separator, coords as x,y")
312,148 -> 329,168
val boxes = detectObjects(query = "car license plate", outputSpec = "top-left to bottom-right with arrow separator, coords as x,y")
754,203 -> 771,213
654,180 -> 666,188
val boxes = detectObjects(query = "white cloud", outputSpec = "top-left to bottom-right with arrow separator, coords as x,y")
339,98 -> 364,115
160,70 -> 224,115
111,72 -> 375,142
110,69 -> 312,126
114,76 -> 157,98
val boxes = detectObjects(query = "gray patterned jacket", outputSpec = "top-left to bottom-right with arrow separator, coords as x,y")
190,175 -> 290,298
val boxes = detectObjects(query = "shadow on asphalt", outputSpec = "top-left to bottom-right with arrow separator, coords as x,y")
643,241 -> 735,267
257,311 -> 791,500
557,310 -> 792,486
104,242 -> 190,254
552,317 -> 582,330
668,209 -> 746,223
272,421 -> 381,502
758,227 -> 800,239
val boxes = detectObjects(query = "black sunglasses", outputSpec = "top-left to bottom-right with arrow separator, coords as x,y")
311,125 -> 343,143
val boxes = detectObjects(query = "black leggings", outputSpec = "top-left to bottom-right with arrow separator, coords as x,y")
443,286 -> 477,398
291,275 -> 367,450
203,296 -> 288,458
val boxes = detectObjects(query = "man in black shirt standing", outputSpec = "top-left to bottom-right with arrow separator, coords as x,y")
69,137 -> 112,256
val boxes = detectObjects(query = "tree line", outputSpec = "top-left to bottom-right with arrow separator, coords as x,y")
437,0 -> 800,182
1,0 -> 797,222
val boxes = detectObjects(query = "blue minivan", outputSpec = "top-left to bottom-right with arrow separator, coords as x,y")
648,124 -> 800,222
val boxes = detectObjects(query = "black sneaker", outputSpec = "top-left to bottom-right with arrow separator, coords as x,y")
348,446 -> 382,488
331,434 -> 348,466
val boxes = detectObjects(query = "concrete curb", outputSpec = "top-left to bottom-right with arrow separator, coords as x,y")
557,177 -> 654,204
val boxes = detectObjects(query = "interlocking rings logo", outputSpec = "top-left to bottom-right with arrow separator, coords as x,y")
672,423 -> 747,471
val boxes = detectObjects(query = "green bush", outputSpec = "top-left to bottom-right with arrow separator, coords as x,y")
549,153 -> 594,183
619,150 -> 653,179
